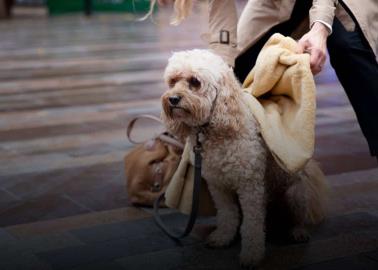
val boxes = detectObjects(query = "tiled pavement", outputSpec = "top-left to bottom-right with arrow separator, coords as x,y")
0,3 -> 377,270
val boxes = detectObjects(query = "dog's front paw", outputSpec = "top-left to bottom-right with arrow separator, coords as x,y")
239,246 -> 264,268
290,227 -> 310,243
206,229 -> 235,248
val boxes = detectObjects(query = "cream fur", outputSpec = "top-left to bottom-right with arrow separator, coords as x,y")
161,49 -> 328,267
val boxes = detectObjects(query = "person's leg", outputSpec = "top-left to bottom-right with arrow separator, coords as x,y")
5,0 -> 12,17
327,17 -> 378,158
234,0 -> 313,82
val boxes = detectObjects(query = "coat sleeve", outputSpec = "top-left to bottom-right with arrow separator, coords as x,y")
207,0 -> 239,66
309,0 -> 337,29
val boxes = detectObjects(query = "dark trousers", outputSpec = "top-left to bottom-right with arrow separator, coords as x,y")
5,0 -> 13,16
234,1 -> 378,157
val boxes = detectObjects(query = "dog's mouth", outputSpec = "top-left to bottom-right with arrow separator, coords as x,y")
169,106 -> 190,117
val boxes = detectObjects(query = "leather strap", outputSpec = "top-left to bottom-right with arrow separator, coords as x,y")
158,133 -> 184,149
153,137 -> 203,240
126,114 -> 163,144
126,114 -> 184,149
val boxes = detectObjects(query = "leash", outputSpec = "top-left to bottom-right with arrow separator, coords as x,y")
153,130 -> 203,240
153,88 -> 218,240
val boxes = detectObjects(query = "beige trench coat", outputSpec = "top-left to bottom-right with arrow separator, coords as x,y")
207,0 -> 378,66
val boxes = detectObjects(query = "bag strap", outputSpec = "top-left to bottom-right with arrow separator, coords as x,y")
158,133 -> 184,149
153,135 -> 203,240
126,114 -> 163,144
127,114 -> 184,149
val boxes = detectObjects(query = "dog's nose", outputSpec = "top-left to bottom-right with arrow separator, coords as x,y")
168,96 -> 181,106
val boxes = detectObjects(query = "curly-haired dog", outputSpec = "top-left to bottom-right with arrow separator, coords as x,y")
161,49 -> 328,267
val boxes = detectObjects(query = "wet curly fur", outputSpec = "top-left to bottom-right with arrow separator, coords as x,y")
161,49 -> 328,267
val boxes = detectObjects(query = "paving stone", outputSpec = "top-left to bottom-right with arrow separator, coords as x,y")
0,195 -> 90,227
5,207 -> 150,238
36,229 -> 194,270
0,161 -> 125,199
0,249 -> 52,270
63,182 -> 129,212
117,244 -> 242,270
0,188 -> 20,205
117,225 -> 378,270
328,185 -> 378,217
0,228 -> 16,249
364,249 -> 378,262
296,255 -> 378,270
140,206 -> 177,216
70,214 -> 202,244
328,168 -> 378,187
70,261 -> 126,270
12,232 -> 84,253
314,147 -> 376,175
310,212 -> 378,241
261,228 -> 378,269
117,248 -> 186,270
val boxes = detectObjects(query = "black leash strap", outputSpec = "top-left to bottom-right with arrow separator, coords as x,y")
153,134 -> 203,240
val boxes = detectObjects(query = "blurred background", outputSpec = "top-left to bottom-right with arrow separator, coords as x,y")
0,1 -> 377,270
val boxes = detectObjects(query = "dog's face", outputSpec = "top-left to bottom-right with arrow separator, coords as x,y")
161,50 -> 236,138
162,70 -> 215,127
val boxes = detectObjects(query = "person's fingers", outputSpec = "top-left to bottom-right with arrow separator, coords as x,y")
319,53 -> 326,70
311,65 -> 321,75
297,39 -> 310,53
309,49 -> 319,67
309,48 -> 326,75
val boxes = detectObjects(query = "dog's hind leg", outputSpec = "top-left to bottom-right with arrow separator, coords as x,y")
206,184 -> 240,248
285,179 -> 310,243
238,182 -> 266,267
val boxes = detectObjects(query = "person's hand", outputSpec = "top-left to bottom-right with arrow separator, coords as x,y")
298,22 -> 329,75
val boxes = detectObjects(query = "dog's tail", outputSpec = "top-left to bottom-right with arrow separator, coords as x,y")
302,159 -> 329,224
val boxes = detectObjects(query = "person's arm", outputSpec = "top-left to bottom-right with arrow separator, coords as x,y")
298,0 -> 337,74
207,0 -> 238,66
309,0 -> 337,33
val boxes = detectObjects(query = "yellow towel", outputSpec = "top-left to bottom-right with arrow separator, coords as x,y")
165,34 -> 316,214
165,140 -> 216,215
242,33 -> 316,172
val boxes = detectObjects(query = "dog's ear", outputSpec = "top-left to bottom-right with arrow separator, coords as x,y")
210,70 -> 243,135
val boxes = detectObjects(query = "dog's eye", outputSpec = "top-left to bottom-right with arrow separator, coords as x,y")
168,78 -> 178,88
188,77 -> 201,90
